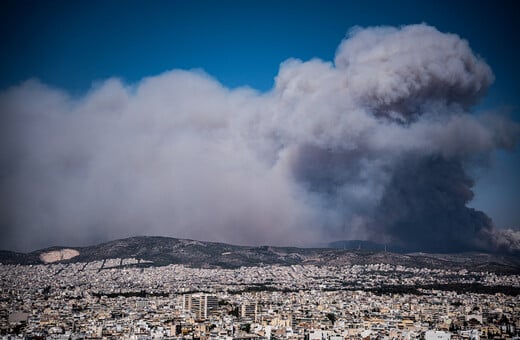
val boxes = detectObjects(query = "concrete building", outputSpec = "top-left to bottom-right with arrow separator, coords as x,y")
241,302 -> 258,322
425,330 -> 451,340
184,293 -> 218,319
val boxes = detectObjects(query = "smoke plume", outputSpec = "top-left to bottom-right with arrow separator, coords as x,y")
1,24 -> 519,252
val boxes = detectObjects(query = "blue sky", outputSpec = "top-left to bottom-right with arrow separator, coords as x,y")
1,0 -> 519,229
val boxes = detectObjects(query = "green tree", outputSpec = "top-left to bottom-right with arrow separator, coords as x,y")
326,313 -> 336,325
229,306 -> 240,318
241,323 -> 251,333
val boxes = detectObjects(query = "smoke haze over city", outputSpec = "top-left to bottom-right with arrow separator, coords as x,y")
1,2 -> 519,253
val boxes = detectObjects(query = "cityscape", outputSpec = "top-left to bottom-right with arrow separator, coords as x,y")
2,1 -> 520,340
1,256 -> 519,339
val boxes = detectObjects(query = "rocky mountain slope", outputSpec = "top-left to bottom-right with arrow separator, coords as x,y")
1,236 -> 519,273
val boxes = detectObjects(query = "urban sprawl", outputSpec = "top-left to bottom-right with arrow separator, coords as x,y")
1,259 -> 519,339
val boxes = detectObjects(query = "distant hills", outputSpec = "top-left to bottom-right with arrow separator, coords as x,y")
328,240 -> 409,253
1,236 -> 519,273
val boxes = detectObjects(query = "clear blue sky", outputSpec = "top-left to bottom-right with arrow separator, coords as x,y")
1,0 -> 519,228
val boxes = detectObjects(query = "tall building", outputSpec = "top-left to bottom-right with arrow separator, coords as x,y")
183,294 -> 219,319
241,302 -> 258,322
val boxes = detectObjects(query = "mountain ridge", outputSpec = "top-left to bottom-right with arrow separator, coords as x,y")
1,235 -> 519,273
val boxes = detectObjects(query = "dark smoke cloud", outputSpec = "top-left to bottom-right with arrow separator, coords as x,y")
0,24 -> 519,252
372,156 -> 494,252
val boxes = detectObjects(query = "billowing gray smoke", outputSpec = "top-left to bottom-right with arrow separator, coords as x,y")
1,24 -> 519,252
